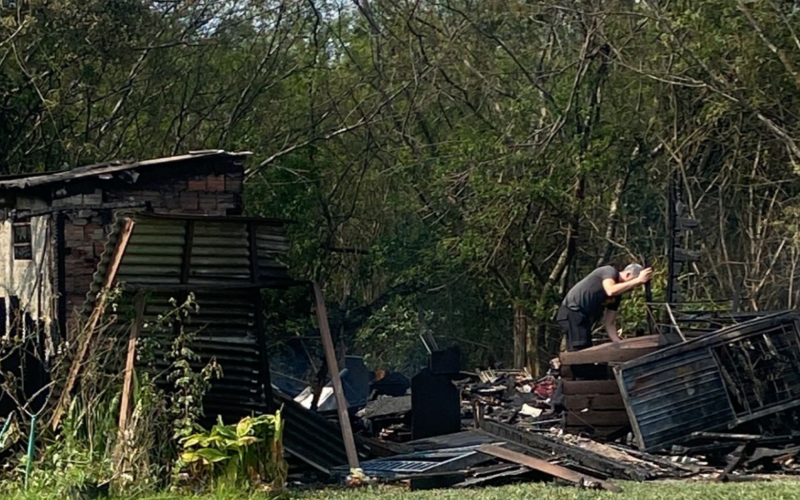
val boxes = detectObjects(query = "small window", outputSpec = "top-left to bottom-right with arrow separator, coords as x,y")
13,221 -> 32,260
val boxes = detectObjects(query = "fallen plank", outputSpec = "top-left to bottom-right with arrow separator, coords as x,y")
561,348 -> 659,366
692,432 -> 762,442
480,420 -> 654,481
717,442 -> 753,483
745,445 -> 800,466
562,380 -> 620,395
312,281 -> 359,470
476,445 -> 621,492
671,442 -> 739,456
113,292 -> 146,469
609,445 -> 700,475
51,218 -> 136,431
453,465 -> 530,488
560,336 -> 659,366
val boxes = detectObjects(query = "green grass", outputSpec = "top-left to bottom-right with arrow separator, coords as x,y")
3,480 -> 800,500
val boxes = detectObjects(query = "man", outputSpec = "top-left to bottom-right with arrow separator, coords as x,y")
557,263 -> 652,352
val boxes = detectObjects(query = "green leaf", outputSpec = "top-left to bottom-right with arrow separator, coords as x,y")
236,418 -> 253,438
194,447 -> 230,463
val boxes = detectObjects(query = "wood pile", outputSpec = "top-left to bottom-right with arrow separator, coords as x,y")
560,336 -> 660,438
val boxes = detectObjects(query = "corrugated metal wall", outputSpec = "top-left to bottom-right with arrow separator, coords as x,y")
141,289 -> 267,419
617,312 -> 800,451
83,213 -> 369,473
616,348 -> 734,451
84,213 -> 292,420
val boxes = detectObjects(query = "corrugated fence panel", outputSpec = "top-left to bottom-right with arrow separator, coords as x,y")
83,213 -> 368,473
190,221 -> 252,284
118,218 -> 185,285
140,289 -> 267,419
617,348 -> 734,451
256,224 -> 291,279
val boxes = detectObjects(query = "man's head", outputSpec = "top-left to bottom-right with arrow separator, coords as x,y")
619,263 -> 643,282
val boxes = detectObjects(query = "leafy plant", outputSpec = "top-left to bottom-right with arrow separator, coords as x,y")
178,411 -> 287,492
160,294 -> 223,441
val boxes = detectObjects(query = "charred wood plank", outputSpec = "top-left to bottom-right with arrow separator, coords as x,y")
717,442 -> 754,483
479,420 -> 652,481
562,380 -> 620,395
565,394 -> 625,411
477,445 -> 621,492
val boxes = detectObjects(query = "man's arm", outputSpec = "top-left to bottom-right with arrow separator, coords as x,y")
604,309 -> 621,343
602,267 -> 653,297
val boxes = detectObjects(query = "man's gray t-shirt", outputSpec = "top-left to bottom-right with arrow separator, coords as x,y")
562,266 -> 622,319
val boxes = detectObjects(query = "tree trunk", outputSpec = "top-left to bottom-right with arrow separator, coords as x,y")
513,304 -> 528,369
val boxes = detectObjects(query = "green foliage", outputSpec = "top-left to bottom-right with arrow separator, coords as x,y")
5,0 -> 800,393
160,294 -> 223,441
178,412 -> 287,492
355,295 -> 429,374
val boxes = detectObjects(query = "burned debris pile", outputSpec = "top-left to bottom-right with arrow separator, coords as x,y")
309,312 -> 800,492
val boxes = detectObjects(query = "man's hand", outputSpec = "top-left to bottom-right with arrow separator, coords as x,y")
636,267 -> 653,284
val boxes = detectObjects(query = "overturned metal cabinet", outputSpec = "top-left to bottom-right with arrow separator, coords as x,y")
615,312 -> 800,451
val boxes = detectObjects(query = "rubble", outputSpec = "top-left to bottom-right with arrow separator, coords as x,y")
331,314 -> 800,491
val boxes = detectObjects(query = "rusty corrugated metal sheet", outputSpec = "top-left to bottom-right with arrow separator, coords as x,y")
616,312 -> 800,451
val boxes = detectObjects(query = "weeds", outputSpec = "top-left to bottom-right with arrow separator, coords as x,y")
0,291 -> 286,498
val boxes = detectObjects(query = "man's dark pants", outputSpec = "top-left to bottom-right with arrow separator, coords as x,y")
556,304 -> 606,380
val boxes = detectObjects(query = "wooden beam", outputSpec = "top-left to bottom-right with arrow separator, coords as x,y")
114,292 -> 146,468
476,445 -> 621,492
311,281 -> 359,470
559,336 -> 659,366
562,380 -> 620,395
717,442 -> 752,483
560,347 -> 658,366
564,394 -> 625,411
51,218 -> 136,431
118,293 -> 145,435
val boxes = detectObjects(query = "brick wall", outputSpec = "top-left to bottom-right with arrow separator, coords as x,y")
60,167 -> 245,331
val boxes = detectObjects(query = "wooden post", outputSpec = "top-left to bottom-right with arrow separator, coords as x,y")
118,293 -> 146,436
114,292 -> 146,467
51,218 -> 136,430
644,258 -> 654,335
311,281 -> 359,470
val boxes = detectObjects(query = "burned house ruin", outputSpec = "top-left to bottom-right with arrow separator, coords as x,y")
0,151 -> 247,419
0,151 -> 247,345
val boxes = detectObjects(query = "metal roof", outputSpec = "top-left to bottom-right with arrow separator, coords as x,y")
0,150 -> 250,190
